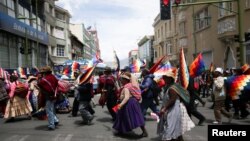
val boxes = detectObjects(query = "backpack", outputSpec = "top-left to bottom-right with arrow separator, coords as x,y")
57,80 -> 71,94
170,84 -> 190,107
15,82 -> 29,98
150,79 -> 162,98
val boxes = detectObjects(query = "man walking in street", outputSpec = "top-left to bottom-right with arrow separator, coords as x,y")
37,66 -> 59,130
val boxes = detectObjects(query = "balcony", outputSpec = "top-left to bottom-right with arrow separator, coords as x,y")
153,36 -> 165,46
217,16 -> 237,39
44,11 -> 55,26
178,37 -> 188,48
50,55 -> 69,65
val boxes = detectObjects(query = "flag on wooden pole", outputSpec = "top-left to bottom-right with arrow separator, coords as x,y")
179,48 -> 189,89
189,53 -> 206,78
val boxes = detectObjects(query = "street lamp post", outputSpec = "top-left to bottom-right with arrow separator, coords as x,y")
35,0 -> 39,67
18,0 -> 39,67
17,16 -> 29,67
192,5 -> 197,58
237,0 -> 245,65
25,27 -> 28,67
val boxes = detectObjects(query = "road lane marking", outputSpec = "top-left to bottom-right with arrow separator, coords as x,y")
64,134 -> 73,141
53,134 -> 73,141
53,134 -> 62,141
4,135 -> 30,141
4,135 -> 19,141
19,135 -> 30,141
196,135 -> 206,141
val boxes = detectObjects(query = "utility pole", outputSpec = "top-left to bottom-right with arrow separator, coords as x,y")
17,17 -> 29,67
18,0 -> 39,67
237,0 -> 245,65
192,5 -> 197,58
35,0 -> 40,67
25,27 -> 28,67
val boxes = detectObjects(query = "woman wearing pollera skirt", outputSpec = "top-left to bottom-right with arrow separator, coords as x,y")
113,72 -> 148,138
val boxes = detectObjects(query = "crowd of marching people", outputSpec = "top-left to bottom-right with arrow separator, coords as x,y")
0,61 -> 250,141
0,66 -> 71,129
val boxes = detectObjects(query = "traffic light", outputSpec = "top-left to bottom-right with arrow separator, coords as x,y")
20,47 -> 25,54
175,0 -> 181,6
236,47 -> 241,63
234,35 -> 240,42
245,32 -> 250,42
160,0 -> 171,20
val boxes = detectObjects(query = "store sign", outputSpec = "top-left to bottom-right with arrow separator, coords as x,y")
0,12 -> 48,45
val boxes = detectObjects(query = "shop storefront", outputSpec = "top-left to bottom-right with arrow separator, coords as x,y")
0,12 -> 48,69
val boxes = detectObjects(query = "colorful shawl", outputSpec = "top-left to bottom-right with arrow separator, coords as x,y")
124,83 -> 141,101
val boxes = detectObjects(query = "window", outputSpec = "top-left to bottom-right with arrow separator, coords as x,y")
228,2 -> 233,14
158,29 -> 160,39
219,3 -> 225,17
55,26 -> 65,39
24,9 -> 30,25
45,2 -> 49,12
155,51 -> 157,58
246,0 -> 250,8
37,18 -> 41,31
50,26 -> 54,36
195,7 -> 210,31
49,5 -> 54,16
56,12 -> 65,21
0,0 -> 6,5
57,45 -> 64,56
7,0 -> 14,9
7,0 -> 15,18
18,4 -> 24,16
169,21 -> 171,32
179,22 -> 186,36
56,26 -> 64,31
51,46 -> 55,56
166,43 -> 172,55
47,24 -> 51,34
161,26 -> 163,38
18,4 -> 25,23
32,14 -> 37,28
219,2 -> 233,17
165,23 -> 167,36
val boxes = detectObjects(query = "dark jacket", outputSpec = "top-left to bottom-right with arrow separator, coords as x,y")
187,77 -> 204,108
140,74 -> 154,98
0,79 -> 8,101
77,83 -> 93,102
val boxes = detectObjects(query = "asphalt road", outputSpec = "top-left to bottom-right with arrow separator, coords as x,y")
0,95 -> 249,141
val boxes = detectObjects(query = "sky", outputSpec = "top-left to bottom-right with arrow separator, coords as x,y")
56,0 -> 160,64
